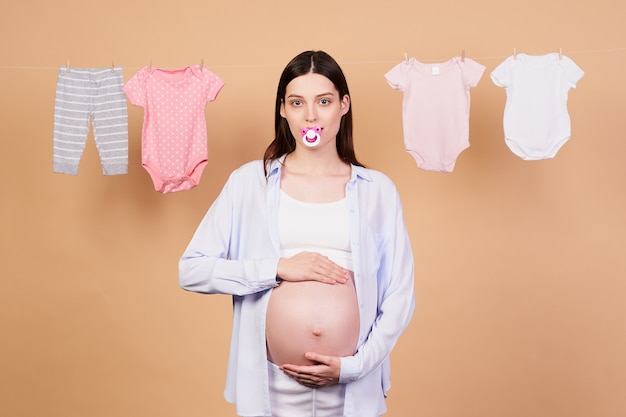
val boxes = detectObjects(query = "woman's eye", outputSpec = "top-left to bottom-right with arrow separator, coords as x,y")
291,100 -> 302,106
320,98 -> 330,105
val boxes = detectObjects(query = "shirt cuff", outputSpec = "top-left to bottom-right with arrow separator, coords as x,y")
338,355 -> 360,383
259,258 -> 281,288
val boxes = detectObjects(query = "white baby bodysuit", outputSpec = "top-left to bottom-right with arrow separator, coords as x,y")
490,53 -> 584,160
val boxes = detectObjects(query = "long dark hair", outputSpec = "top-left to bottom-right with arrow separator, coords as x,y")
263,50 -> 364,176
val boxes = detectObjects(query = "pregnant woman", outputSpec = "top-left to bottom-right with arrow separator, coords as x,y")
179,50 -> 415,417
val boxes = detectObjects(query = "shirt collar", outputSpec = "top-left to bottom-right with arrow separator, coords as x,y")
351,164 -> 372,182
266,155 -> 285,183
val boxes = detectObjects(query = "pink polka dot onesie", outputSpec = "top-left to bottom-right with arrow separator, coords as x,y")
123,65 -> 224,193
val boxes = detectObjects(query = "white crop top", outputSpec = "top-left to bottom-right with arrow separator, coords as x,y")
278,189 -> 353,270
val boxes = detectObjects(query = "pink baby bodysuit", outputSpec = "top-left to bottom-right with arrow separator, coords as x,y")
385,57 -> 485,172
124,65 -> 224,193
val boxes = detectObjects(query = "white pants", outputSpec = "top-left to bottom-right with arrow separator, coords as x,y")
267,361 -> 346,417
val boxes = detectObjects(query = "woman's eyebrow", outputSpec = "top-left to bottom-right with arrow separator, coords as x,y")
286,92 -> 335,99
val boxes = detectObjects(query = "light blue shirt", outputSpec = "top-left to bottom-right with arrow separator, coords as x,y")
179,156 -> 415,417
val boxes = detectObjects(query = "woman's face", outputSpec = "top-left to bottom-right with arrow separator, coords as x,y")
280,72 -> 350,151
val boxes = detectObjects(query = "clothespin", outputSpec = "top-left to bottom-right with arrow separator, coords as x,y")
110,60 -> 115,73
513,48 -> 517,60
148,60 -> 152,71
200,58 -> 204,71
66,60 -> 70,72
559,48 -> 563,60
404,52 -> 409,64
461,49 -> 466,62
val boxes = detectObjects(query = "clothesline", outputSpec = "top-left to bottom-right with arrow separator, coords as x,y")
1,47 -> 625,71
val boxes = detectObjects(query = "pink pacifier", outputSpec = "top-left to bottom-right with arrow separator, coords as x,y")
300,126 -> 322,147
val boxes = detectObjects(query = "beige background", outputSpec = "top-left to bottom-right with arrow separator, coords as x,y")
2,0 -> 626,416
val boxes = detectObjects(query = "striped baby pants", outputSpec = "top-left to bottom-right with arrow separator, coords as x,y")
53,66 -> 128,175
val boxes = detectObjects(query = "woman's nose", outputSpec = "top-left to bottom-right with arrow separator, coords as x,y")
305,106 -> 317,122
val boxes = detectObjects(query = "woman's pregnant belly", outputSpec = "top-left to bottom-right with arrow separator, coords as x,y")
266,273 -> 360,366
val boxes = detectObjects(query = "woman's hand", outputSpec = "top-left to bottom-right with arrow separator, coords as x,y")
280,352 -> 341,388
277,252 -> 349,284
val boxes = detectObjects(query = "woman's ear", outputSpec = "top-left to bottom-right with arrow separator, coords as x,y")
279,99 -> 286,118
340,94 -> 350,116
